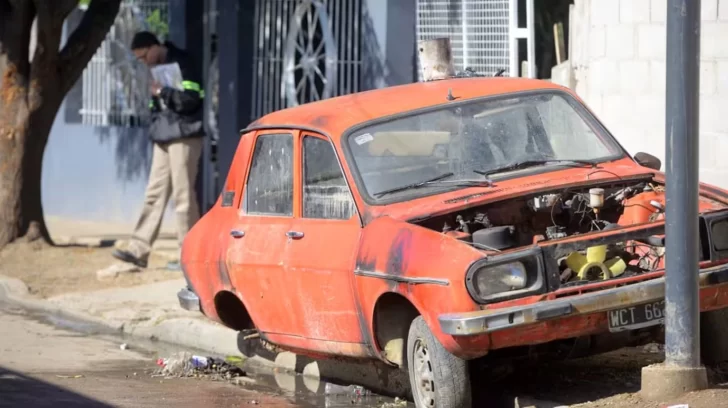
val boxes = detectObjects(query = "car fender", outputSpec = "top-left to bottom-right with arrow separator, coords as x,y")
353,216 -> 489,360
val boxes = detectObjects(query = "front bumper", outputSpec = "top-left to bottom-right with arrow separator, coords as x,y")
177,287 -> 201,312
439,263 -> 728,336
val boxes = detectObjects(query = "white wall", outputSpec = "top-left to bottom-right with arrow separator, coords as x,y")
570,0 -> 728,188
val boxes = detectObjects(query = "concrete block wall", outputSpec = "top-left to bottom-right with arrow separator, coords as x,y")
570,0 -> 728,189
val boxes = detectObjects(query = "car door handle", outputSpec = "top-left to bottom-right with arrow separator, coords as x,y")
285,231 -> 304,240
230,229 -> 245,238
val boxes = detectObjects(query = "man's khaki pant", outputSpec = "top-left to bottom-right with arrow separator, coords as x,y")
128,137 -> 203,259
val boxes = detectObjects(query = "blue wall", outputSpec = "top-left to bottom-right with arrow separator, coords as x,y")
44,0 -> 416,225
42,100 -> 174,224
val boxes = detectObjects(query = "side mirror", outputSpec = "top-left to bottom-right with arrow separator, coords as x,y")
634,152 -> 662,170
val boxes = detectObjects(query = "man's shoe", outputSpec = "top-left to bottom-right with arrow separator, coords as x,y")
112,249 -> 148,268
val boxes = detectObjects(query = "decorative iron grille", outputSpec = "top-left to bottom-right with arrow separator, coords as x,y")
416,0 -> 511,79
78,0 -> 169,127
250,0 -> 362,120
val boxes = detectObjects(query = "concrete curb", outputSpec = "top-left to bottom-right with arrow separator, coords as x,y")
0,275 -> 410,398
0,275 -> 567,406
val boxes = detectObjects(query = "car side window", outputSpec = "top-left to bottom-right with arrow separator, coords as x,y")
303,136 -> 356,220
244,133 -> 293,216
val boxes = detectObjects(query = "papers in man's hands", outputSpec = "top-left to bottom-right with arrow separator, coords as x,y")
150,63 -> 183,91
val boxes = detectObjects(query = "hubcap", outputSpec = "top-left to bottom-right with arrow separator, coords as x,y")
413,338 -> 436,407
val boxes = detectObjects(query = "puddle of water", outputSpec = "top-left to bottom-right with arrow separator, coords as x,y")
0,301 -> 411,407
245,368 -> 412,408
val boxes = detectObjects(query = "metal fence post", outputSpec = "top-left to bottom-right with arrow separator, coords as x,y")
641,1 -> 707,398
664,0 -> 701,368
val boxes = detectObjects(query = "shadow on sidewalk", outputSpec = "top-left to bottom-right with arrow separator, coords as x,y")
0,366 -> 112,407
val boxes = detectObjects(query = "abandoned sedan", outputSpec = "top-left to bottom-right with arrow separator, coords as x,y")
178,77 -> 728,408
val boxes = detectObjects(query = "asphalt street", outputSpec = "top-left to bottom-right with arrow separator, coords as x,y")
0,304 -> 404,408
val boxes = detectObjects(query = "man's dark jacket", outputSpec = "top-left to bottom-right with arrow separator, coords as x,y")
148,41 -> 204,144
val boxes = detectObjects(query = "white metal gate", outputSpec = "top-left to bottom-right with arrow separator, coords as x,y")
415,0 -> 535,78
78,0 -> 168,127
251,0 -> 362,120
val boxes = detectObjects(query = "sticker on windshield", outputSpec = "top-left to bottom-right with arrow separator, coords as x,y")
354,133 -> 374,145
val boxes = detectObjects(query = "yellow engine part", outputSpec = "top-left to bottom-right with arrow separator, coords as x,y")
565,244 -> 627,280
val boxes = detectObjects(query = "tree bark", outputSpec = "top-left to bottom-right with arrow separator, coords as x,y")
0,0 -> 121,250
0,92 -> 58,247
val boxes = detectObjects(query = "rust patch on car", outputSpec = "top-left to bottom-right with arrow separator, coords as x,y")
311,115 -> 330,128
384,229 -> 413,277
218,256 -> 233,289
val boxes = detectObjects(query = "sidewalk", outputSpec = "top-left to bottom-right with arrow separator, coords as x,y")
5,272 -> 728,408
0,273 -> 414,398
0,214 -> 413,397
4,217 -> 728,407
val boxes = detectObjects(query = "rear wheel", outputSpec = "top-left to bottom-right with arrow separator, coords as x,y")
406,316 -> 472,408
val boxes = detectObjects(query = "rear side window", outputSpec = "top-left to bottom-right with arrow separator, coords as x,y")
303,136 -> 356,220
244,133 -> 294,216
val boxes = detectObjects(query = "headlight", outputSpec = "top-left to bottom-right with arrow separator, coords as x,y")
465,248 -> 546,304
473,262 -> 527,296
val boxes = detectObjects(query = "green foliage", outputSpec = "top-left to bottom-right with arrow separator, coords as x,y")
79,0 -> 91,7
145,9 -> 169,39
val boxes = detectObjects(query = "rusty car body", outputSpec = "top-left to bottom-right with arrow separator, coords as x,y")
178,77 -> 728,408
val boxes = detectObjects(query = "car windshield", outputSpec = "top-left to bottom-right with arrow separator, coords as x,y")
346,91 -> 624,202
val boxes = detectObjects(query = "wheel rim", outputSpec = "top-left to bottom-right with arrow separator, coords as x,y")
412,338 -> 436,407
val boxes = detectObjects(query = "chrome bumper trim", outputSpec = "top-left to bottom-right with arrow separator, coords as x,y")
438,264 -> 728,336
177,287 -> 201,312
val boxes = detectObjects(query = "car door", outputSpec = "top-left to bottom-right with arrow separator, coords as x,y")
284,133 -> 364,344
226,130 -> 300,336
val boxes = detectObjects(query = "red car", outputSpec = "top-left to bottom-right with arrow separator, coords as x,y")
178,77 -> 728,408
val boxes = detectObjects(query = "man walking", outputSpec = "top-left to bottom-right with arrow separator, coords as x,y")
112,31 -> 204,268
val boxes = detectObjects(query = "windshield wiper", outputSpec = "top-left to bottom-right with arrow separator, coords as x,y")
473,159 -> 597,178
373,173 -> 493,198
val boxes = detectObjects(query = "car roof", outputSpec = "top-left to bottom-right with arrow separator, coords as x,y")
245,77 -> 567,142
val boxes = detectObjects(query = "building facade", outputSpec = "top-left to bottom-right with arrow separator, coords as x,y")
44,0 -> 728,229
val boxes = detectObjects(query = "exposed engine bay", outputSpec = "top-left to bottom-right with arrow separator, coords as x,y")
415,179 -> 677,286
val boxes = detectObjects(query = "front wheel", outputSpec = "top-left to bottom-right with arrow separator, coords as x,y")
701,308 -> 728,365
406,316 -> 472,408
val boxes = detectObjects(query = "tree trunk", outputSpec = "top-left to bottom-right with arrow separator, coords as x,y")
0,92 -> 28,249
0,85 -> 59,248
0,0 -> 122,251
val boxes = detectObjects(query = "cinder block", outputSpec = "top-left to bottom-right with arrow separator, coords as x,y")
701,95 -> 728,134
704,0 -> 719,20
621,0 -> 651,23
704,131 -> 728,169
634,95 -> 665,135
637,24 -> 666,59
583,93 -> 604,117
698,131 -> 720,171
717,61 -> 728,94
619,60 -> 650,94
651,0 -> 667,23
650,60 -> 667,95
701,61 -> 717,95
606,25 -> 636,59
589,59 -> 620,95
589,26 -> 606,59
602,95 -> 637,129
719,0 -> 728,21
591,0 -> 620,26
612,127 -> 647,156
701,23 -> 728,59
698,169 -> 728,190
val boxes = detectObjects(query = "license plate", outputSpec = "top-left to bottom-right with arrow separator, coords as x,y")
607,300 -> 666,332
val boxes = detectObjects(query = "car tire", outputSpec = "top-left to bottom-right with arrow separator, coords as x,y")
406,316 -> 472,408
701,308 -> 728,365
